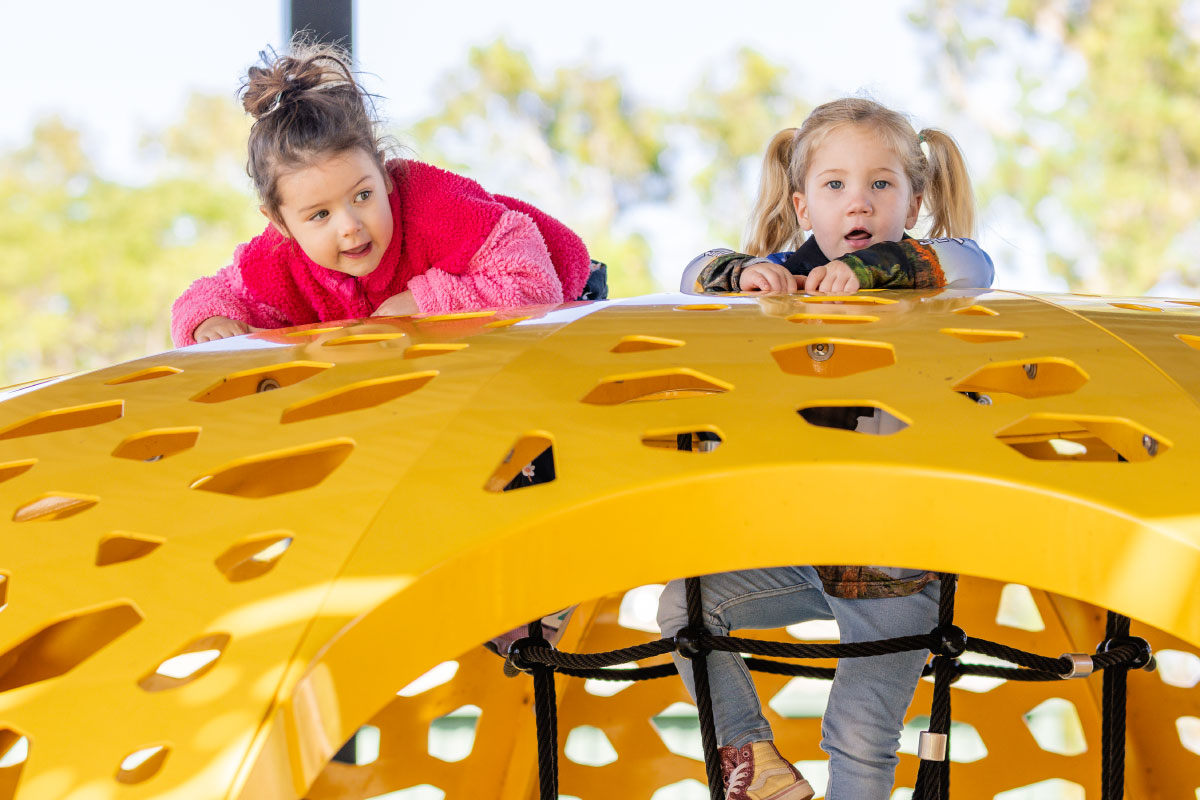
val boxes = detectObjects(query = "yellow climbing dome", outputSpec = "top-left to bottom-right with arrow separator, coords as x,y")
0,289 -> 1198,799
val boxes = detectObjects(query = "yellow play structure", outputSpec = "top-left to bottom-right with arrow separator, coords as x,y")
0,288 -> 1198,799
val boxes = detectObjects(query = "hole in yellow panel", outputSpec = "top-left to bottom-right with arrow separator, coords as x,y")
674,303 -> 729,311
0,573 -> 7,612
1157,650 -> 1200,689
800,296 -> 897,306
583,666 -> 637,697
797,403 -> 910,435
772,339 -> 896,378
1179,716 -> 1200,756
485,316 -> 531,328
321,332 -> 407,346
104,366 -> 181,385
617,585 -> 665,633
994,779 -> 1085,800
996,414 -> 1169,463
0,602 -> 143,692
1177,334 -> 1200,351
1167,300 -> 1200,307
404,343 -> 469,359
0,460 -> 35,485
13,492 -> 99,522
0,727 -> 29,795
0,400 -> 124,441
952,304 -> 998,316
564,726 -> 618,767
111,427 -> 200,461
582,368 -> 732,405
1024,698 -> 1087,756
650,702 -> 704,761
786,313 -> 879,324
214,533 -> 293,582
190,439 -> 354,498
138,633 -> 230,692
428,705 -> 481,762
1110,303 -> 1162,312
280,372 -> 437,424
952,358 -> 1088,400
939,328 -> 1025,343
768,677 -> 832,719
484,432 -> 555,492
611,335 -> 685,353
398,661 -> 459,697
641,427 -> 723,452
190,361 -> 332,403
115,744 -> 169,784
996,584 -> 1045,631
96,533 -> 164,566
418,311 -> 496,323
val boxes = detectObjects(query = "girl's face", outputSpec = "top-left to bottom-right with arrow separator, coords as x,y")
268,148 -> 394,277
792,124 -> 922,260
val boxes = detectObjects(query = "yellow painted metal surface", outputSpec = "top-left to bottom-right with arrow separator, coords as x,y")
0,289 -> 1197,799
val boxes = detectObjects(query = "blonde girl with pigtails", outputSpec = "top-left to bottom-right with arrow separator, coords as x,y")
662,99 -> 994,800
685,97 -> 993,297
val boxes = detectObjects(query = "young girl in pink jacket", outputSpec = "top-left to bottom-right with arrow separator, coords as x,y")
172,40 -> 591,346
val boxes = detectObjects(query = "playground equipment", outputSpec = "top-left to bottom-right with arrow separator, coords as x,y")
0,289 -> 1198,799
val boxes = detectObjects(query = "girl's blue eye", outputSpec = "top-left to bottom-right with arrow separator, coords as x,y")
827,180 -> 843,190
356,190 -> 371,202
873,180 -> 890,190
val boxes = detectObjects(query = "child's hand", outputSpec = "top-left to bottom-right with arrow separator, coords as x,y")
804,261 -> 861,295
371,290 -> 419,317
194,316 -> 254,343
738,263 -> 799,293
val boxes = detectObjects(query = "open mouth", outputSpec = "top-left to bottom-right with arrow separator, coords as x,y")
342,242 -> 372,258
845,229 -> 871,241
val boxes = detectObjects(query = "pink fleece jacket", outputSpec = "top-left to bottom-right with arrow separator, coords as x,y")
171,160 -> 590,346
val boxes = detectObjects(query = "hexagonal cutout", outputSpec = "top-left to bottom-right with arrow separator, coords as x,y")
995,413 -> 1169,463
338,725 -> 380,765
112,427 -> 200,461
768,677 -> 832,719
994,779 -> 1085,800
0,727 -> 29,797
1156,649 -> 1200,689
582,368 -> 732,405
190,361 -> 332,403
564,725 -> 618,766
138,633 -> 230,692
280,371 -> 437,423
787,312 -> 879,324
618,584 -> 665,634
1110,303 -> 1162,312
0,460 -> 35,485
1177,334 -> 1200,351
650,779 -> 708,799
418,311 -> 496,324
641,427 -> 723,453
799,296 -> 897,306
772,339 -> 895,378
404,343 -> 469,359
946,653 -> 1008,694
899,717 -> 987,763
484,432 -> 555,492
953,358 -> 1088,400
798,402 -> 909,435
397,660 -> 459,697
96,533 -> 164,566
104,366 -> 181,385
611,335 -> 685,353
428,704 -> 481,762
376,787 -> 445,800
584,665 -> 638,697
0,602 -> 143,692
190,438 -> 355,498
322,332 -> 407,346
952,304 -> 998,316
996,584 -> 1045,632
1024,698 -> 1087,756
1179,716 -> 1200,756
0,572 -> 8,612
116,744 -> 169,784
214,533 -> 292,582
674,303 -> 729,311
0,399 -> 124,440
939,327 -> 1024,344
650,702 -> 703,761
12,492 -> 100,523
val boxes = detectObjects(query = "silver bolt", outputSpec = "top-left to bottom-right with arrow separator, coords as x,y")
976,394 -> 993,406
257,378 -> 281,392
143,455 -> 163,463
1023,363 -> 1038,380
807,342 -> 835,362
1143,435 -> 1158,456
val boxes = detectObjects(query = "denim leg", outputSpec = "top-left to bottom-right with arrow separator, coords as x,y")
657,568 -> 833,749
821,581 -> 939,800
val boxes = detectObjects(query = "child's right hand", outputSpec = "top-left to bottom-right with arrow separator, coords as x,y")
194,316 -> 254,343
737,263 -> 799,293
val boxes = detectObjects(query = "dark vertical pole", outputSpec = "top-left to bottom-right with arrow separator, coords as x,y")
286,0 -> 353,56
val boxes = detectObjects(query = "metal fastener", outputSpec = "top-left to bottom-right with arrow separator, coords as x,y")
257,378 -> 282,392
807,342 -> 834,362
1023,363 -> 1038,379
1060,653 -> 1094,679
1142,435 -> 1158,457
976,394 -> 993,406
917,731 -> 948,762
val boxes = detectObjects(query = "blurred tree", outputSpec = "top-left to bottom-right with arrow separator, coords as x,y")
911,0 -> 1200,294
0,97 -> 260,385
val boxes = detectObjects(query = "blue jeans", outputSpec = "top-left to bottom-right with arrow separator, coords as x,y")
657,567 -> 938,800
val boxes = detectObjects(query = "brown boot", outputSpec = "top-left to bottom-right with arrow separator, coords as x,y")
719,741 -> 815,800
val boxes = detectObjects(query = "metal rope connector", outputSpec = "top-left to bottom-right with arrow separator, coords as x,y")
917,731 -> 948,762
1060,652 -> 1094,678
504,637 -> 550,677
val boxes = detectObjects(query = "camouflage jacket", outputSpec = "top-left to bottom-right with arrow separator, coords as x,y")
814,566 -> 940,600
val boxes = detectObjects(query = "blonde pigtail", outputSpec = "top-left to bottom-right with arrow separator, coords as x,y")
919,128 -> 976,239
743,128 -> 803,257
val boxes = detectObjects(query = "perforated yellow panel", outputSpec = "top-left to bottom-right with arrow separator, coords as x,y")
0,290 -> 1198,799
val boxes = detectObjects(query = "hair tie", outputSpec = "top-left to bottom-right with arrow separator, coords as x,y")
918,133 -> 931,159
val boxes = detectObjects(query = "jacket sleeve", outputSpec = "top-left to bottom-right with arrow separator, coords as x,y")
170,256 -> 290,347
688,249 -> 775,293
838,237 -> 995,290
405,209 -> 565,312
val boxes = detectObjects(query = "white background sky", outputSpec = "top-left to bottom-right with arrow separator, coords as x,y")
5,0 -> 1077,293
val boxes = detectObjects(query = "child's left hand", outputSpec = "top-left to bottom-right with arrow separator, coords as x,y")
804,261 -> 861,295
371,291 -> 419,317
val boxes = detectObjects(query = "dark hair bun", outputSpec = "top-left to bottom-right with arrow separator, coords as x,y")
240,40 -> 356,119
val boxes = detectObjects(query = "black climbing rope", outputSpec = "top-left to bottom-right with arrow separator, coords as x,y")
685,576 -> 725,800
913,573 -> 960,800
